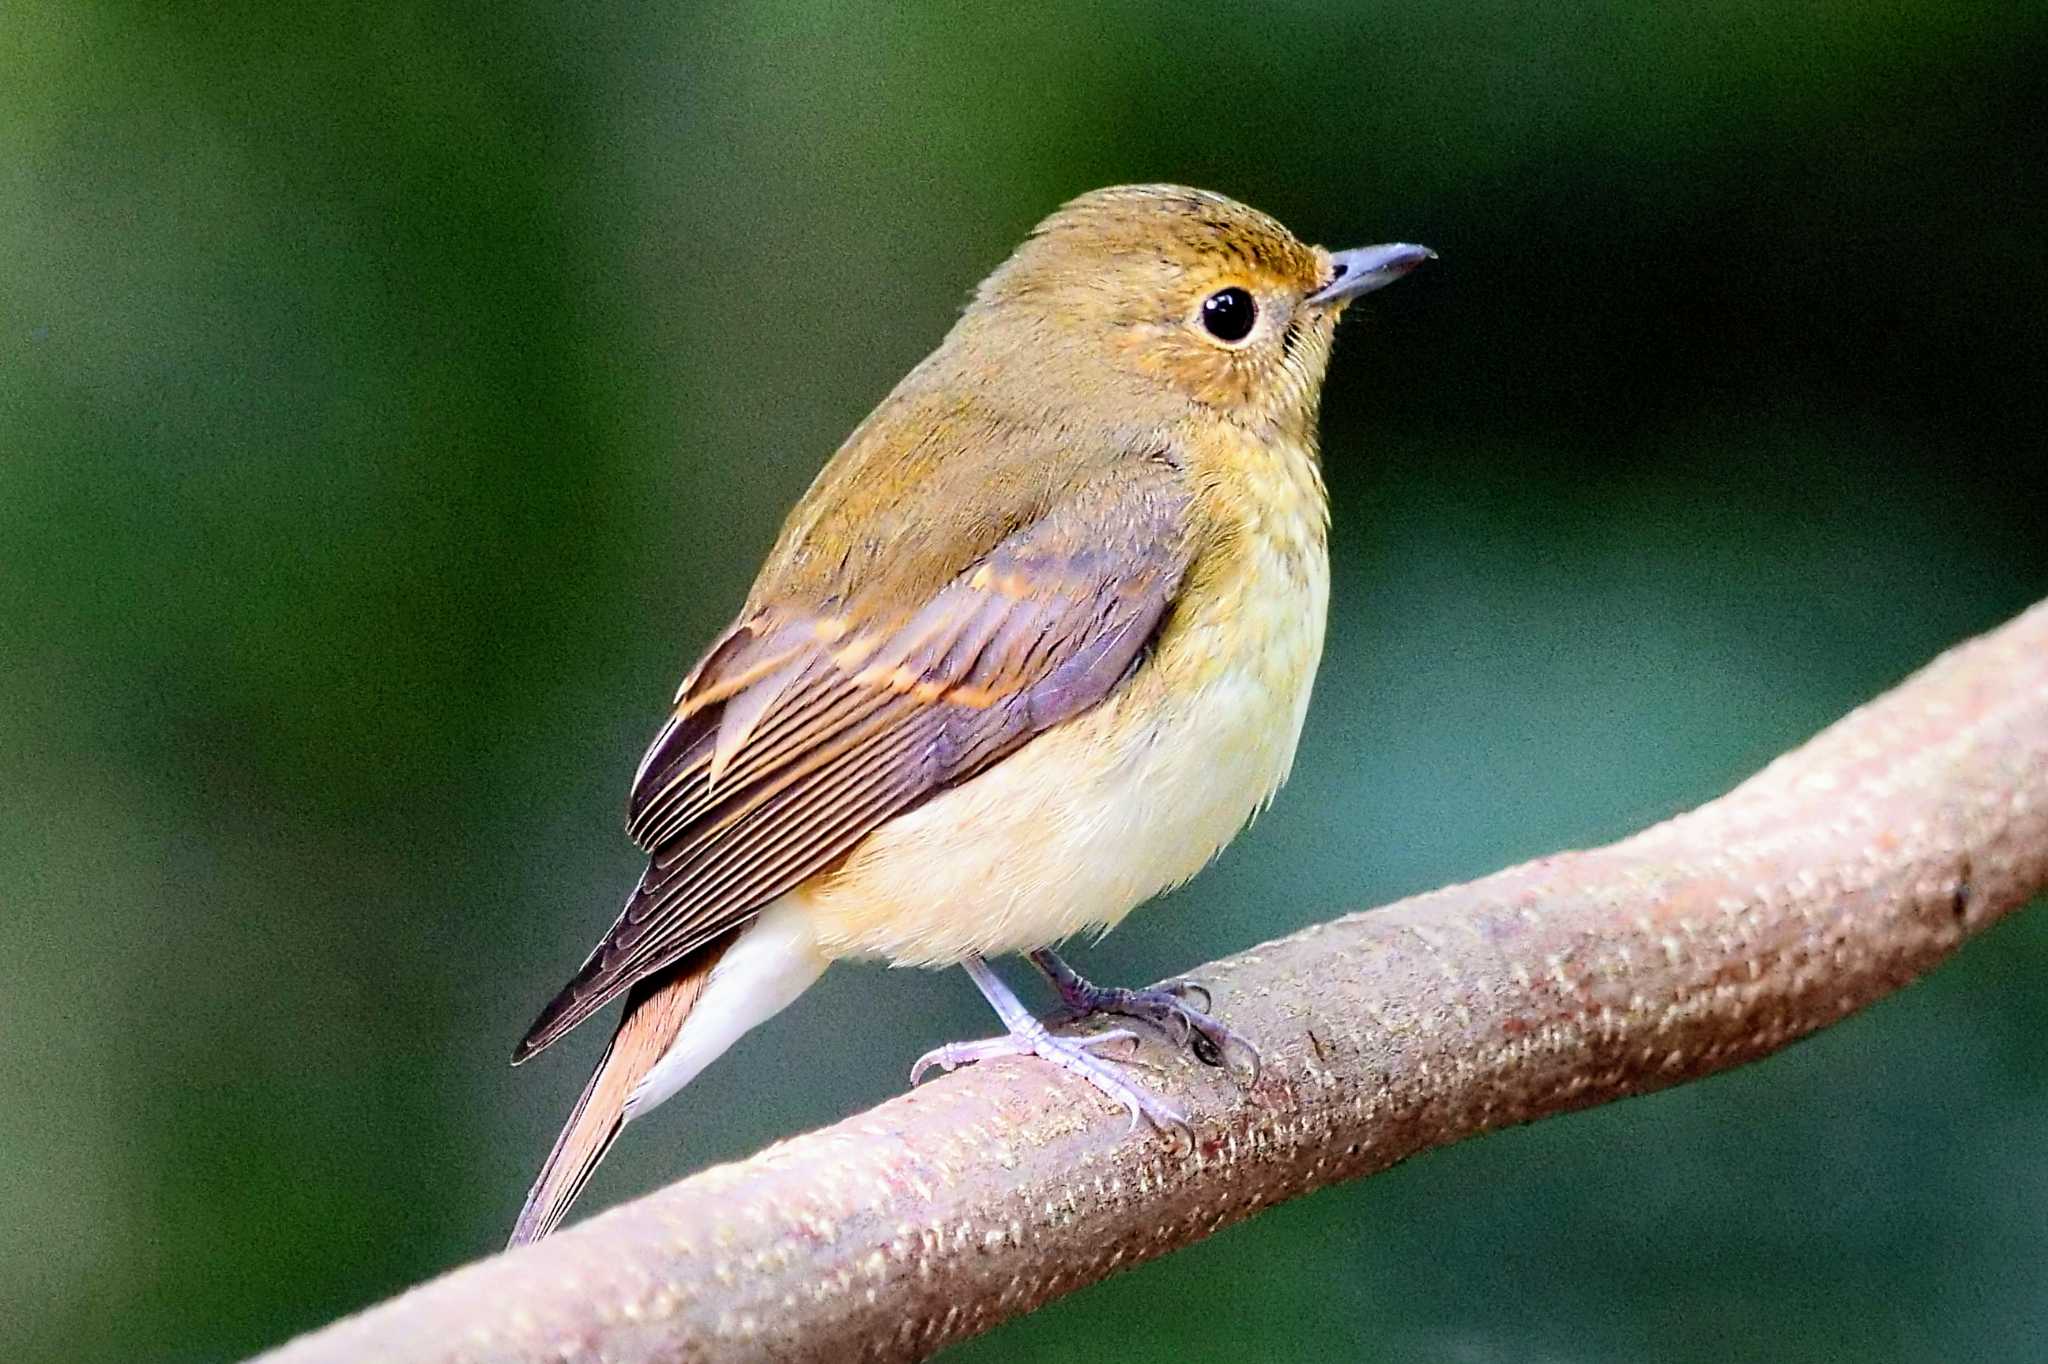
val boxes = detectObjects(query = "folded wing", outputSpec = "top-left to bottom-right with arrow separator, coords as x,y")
515,455 -> 1192,1061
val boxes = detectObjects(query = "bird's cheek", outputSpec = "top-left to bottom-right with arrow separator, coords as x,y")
1108,322 -> 1181,380
1189,351 -> 1261,410
1105,326 -> 1259,410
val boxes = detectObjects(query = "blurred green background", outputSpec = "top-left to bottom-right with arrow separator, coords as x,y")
4,1 -> 2045,1359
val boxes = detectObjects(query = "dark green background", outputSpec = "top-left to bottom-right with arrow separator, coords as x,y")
5,2 -> 2045,1360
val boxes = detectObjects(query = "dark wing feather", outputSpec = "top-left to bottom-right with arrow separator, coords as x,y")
514,457 -> 1191,1061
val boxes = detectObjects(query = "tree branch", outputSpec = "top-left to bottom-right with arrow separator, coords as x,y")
259,600 -> 2048,1364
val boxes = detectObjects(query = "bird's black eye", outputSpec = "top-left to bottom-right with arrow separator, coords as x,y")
1200,287 -> 1257,343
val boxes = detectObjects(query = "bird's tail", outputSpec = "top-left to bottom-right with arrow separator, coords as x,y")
508,896 -> 828,1247
507,945 -> 722,1246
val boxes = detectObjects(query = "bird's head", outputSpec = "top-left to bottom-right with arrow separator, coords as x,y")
965,184 -> 1431,434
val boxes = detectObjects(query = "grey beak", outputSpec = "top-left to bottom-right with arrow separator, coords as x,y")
1307,243 -> 1436,306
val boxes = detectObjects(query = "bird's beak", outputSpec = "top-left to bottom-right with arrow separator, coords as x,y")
1307,243 -> 1436,306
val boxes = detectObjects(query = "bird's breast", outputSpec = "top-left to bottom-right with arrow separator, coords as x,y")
803,431 -> 1330,966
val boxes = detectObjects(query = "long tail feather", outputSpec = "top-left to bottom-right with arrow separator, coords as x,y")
507,895 -> 830,1247
507,944 -> 726,1247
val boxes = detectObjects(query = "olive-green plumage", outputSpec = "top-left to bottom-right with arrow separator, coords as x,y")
509,184 -> 1430,1245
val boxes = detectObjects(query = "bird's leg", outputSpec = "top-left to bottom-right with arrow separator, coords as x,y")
911,955 -> 1190,1134
1030,947 -> 1260,1083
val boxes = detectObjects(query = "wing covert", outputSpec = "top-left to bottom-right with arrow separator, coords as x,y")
514,455 -> 1192,1060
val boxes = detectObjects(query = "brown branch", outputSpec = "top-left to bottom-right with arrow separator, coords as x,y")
258,600 -> 2048,1364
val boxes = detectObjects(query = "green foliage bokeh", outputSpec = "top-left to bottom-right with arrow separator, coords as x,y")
3,2 -> 2044,1360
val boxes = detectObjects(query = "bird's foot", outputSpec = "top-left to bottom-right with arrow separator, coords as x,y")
912,955 -> 1199,1137
911,1018 -> 1188,1133
1033,949 -> 1261,1084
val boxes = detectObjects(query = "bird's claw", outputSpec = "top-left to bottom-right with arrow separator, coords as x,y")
1045,973 -> 1260,1086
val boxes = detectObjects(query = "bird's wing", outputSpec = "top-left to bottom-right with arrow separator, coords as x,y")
515,454 -> 1192,1060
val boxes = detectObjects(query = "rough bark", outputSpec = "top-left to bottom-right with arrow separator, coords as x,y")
258,599 -> 2048,1364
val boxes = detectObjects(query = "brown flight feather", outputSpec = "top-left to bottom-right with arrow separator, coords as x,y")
507,940 -> 729,1246
514,440 -> 1194,1063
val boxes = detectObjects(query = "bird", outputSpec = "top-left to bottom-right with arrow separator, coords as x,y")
506,184 -> 1432,1245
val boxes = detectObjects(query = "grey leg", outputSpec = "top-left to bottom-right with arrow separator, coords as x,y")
911,955 -> 1190,1133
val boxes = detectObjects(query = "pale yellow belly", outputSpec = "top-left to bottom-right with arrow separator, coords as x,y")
802,530 -> 1329,967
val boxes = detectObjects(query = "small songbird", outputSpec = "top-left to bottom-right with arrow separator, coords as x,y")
507,184 -> 1431,1244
